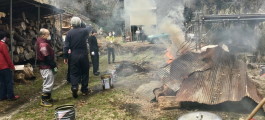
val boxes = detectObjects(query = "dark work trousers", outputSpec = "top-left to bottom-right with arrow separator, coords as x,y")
91,53 -> 99,73
0,68 -> 15,99
67,54 -> 71,83
70,51 -> 89,93
107,47 -> 115,63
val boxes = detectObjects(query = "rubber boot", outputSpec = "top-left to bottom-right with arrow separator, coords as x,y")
46,93 -> 54,103
40,93 -> 53,107
71,87 -> 78,98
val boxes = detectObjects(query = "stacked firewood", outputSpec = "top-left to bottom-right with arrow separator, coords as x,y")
14,64 -> 36,83
0,12 -> 63,63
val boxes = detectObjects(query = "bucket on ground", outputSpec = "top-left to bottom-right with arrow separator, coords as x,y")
101,74 -> 114,90
55,105 -> 75,120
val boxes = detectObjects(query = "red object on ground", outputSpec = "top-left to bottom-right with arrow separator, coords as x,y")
8,95 -> 20,101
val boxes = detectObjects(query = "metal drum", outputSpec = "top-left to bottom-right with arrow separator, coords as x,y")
101,74 -> 114,90
178,111 -> 222,120
55,105 -> 75,120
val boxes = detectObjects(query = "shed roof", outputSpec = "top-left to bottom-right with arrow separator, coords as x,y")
0,0 -> 64,17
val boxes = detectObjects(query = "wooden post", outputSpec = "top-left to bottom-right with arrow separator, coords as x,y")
35,6 -> 40,67
60,14 -> 62,41
246,98 -> 265,120
10,0 -> 13,61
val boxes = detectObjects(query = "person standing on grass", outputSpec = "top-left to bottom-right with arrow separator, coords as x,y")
106,32 -> 115,64
37,28 -> 57,107
64,17 -> 92,98
88,30 -> 100,76
0,31 -> 19,101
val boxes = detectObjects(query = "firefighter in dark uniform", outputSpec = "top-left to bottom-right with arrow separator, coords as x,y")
64,17 -> 92,98
88,30 -> 100,76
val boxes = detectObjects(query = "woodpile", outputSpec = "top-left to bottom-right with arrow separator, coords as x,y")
0,12 -> 63,63
14,64 -> 36,83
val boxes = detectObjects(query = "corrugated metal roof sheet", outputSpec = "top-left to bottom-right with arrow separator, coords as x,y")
168,47 -> 263,105
175,62 -> 262,104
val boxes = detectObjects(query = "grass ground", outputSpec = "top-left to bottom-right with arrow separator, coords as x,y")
10,53 -> 149,120
8,42 -> 165,120
0,59 -> 67,116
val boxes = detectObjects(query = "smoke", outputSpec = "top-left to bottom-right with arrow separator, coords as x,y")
258,0 -> 265,13
209,24 -> 262,53
48,0 -> 87,13
125,0 -> 157,35
158,0 -> 195,56
125,0 -> 195,56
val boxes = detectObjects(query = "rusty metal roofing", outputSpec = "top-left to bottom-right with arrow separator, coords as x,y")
168,47 -> 263,105
174,62 -> 262,104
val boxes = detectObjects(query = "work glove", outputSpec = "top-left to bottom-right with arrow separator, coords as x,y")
91,51 -> 95,55
53,67 -> 58,74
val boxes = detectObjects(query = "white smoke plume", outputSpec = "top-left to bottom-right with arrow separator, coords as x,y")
158,0 -> 195,57
125,0 -> 157,35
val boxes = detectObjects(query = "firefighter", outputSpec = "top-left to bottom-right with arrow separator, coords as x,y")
64,17 -> 92,98
88,30 -> 100,76
36,28 -> 57,107
106,32 -> 115,64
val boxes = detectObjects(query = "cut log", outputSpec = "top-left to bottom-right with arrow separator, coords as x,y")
13,54 -> 19,63
3,16 -> 63,64
24,51 -> 32,60
16,42 -> 26,46
22,12 -> 26,21
14,64 -> 35,80
16,46 -> 24,54
11,45 -> 16,53
21,21 -> 27,30
18,53 -> 25,62
24,64 -> 35,80
14,32 -> 26,42
29,30 -> 37,37
0,24 -> 8,31
15,72 -> 24,80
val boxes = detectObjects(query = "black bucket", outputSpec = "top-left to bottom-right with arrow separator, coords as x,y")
55,105 -> 75,120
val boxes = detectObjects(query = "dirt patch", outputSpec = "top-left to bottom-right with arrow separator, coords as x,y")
115,61 -> 150,77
